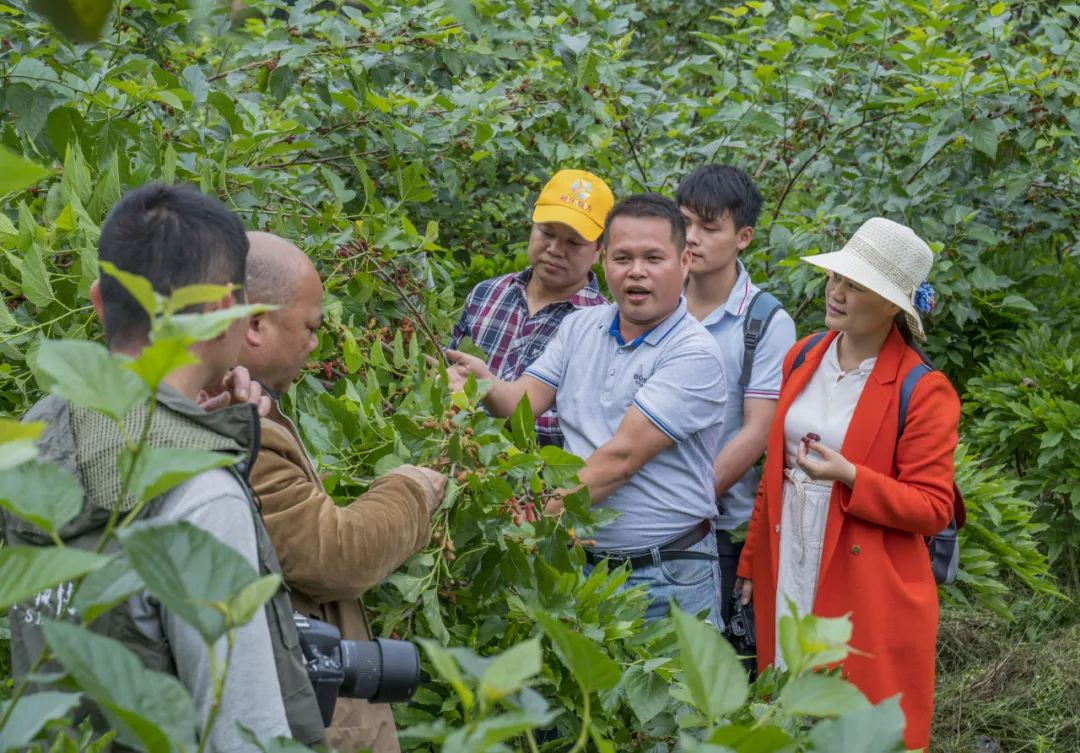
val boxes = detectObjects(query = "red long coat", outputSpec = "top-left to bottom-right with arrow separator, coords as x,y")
737,327 -> 960,750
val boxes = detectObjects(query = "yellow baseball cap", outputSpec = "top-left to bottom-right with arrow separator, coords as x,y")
531,169 -> 614,242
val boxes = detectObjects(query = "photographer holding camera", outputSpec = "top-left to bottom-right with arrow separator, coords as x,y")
213,232 -> 446,752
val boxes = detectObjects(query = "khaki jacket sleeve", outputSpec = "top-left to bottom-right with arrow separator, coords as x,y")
252,421 -> 434,603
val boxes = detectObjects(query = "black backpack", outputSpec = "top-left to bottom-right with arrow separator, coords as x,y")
739,290 -> 784,388
789,333 -> 964,585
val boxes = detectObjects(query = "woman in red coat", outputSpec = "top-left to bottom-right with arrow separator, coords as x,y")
735,217 -> 960,750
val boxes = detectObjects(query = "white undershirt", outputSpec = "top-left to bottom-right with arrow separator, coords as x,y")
774,336 -> 876,668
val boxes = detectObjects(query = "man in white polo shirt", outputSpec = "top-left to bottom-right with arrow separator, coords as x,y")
678,165 -> 796,626
446,194 -> 728,625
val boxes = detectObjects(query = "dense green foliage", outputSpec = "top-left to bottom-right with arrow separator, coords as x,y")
1,0 -> 1078,750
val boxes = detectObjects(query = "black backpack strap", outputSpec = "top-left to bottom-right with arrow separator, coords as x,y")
739,290 -> 783,388
787,331 -> 828,377
897,363 -> 932,438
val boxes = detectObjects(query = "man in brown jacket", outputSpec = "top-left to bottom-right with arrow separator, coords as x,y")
239,231 -> 446,752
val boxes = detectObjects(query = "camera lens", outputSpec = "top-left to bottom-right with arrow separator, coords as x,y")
338,638 -> 421,704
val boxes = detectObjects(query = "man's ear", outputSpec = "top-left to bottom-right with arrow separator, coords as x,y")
736,225 -> 755,252
89,279 -> 105,323
245,311 -> 267,347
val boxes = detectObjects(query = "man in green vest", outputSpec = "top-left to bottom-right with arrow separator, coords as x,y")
4,184 -> 325,750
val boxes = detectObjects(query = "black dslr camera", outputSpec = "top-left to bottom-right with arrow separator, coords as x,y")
293,613 -> 421,726
724,593 -> 757,656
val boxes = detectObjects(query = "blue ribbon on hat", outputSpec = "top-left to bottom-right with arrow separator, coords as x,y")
913,281 -> 935,314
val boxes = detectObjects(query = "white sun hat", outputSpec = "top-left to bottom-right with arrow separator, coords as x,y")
801,217 -> 935,341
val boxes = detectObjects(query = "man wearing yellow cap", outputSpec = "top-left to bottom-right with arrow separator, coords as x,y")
448,169 -> 614,446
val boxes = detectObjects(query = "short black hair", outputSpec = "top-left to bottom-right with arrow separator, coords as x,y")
675,164 -> 763,229
98,183 -> 248,347
602,193 -> 687,252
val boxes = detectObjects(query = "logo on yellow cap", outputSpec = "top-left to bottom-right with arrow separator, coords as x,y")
570,179 -> 592,202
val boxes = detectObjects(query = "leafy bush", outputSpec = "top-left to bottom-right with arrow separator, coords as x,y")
2,0 -> 1078,747
963,326 -> 1080,575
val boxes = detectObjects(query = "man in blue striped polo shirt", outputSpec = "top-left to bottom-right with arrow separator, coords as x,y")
446,194 -> 728,625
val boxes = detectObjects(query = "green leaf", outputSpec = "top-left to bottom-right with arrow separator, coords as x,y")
125,337 -> 200,391
342,329 -> 362,373
29,0 -> 113,42
35,339 -> 150,421
0,212 -> 17,236
165,283 -> 235,312
226,573 -> 282,628
0,144 -> 50,195
706,724 -> 794,753
41,620 -> 197,753
0,459 -> 84,533
0,419 -> 45,470
478,636 -> 542,702
777,672 -> 869,717
20,243 -> 54,308
535,612 -> 620,693
806,695 -> 906,752
0,691 -> 82,749
0,547 -> 108,610
72,555 -> 145,622
671,605 -> 749,718
119,520 -> 263,643
1002,294 -> 1038,313
99,261 -> 161,318
509,392 -> 535,449
120,447 -> 235,505
969,118 -> 998,159
538,444 -> 585,488
155,303 -> 274,343
620,665 -> 671,725
419,639 -> 475,711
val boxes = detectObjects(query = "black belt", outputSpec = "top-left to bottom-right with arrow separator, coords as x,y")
583,520 -> 716,569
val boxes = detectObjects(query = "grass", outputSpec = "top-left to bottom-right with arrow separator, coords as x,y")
932,602 -> 1080,753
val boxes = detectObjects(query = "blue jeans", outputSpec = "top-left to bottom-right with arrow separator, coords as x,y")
583,533 -> 723,629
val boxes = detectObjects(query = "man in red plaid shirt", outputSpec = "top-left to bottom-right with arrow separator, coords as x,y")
448,169 -> 614,446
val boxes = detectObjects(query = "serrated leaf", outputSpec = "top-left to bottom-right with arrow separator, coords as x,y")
478,636 -> 542,702
969,118 -> 998,159
155,303 -> 274,343
539,444 -> 584,488
166,283 -> 235,312
20,243 -> 54,308
72,555 -> 145,622
99,260 -> 161,318
120,520 -> 263,643
1002,294 -> 1038,313
806,695 -> 906,752
35,339 -> 149,421
125,337 -> 200,391
672,605 -> 749,718
0,459 -> 84,533
226,573 -> 282,628
509,392 -> 535,449
29,0 -> 114,42
0,691 -> 82,749
535,612 -> 620,693
777,671 -> 869,717
41,620 -> 197,753
120,446 -> 235,504
0,547 -> 108,611
419,639 -> 475,711
0,144 -> 50,195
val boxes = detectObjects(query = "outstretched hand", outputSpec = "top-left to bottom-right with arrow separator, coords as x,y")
443,349 -> 493,394
795,437 -> 856,487
197,366 -> 272,417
